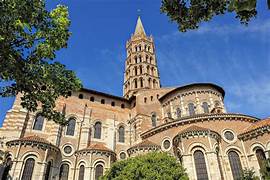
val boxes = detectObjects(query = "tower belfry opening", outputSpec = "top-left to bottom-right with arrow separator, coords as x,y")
123,16 -> 161,98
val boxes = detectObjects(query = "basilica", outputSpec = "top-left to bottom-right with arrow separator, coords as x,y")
0,17 -> 270,180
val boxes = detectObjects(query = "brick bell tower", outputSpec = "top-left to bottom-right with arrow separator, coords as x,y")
123,16 -> 161,98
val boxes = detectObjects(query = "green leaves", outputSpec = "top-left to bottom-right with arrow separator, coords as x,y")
161,0 -> 264,32
0,0 -> 81,124
101,152 -> 189,180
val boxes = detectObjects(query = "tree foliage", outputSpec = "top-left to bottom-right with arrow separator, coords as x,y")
240,168 -> 259,180
101,152 -> 189,180
161,0 -> 270,32
0,0 -> 81,124
260,159 -> 270,180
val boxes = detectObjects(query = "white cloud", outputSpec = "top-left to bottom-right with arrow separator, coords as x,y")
157,19 -> 270,42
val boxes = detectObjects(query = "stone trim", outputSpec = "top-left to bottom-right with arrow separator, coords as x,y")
173,129 -> 221,144
238,125 -> 270,141
127,139 -> 161,156
127,145 -> 160,156
141,113 -> 258,139
75,149 -> 116,157
6,139 -> 59,152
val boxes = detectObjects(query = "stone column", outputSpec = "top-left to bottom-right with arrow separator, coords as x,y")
182,154 -> 195,180
206,151 -> 222,180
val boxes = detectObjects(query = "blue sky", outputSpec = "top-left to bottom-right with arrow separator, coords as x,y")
0,0 -> 270,125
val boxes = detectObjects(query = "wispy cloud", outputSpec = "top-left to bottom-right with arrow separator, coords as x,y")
157,20 -> 270,42
155,18 -> 270,118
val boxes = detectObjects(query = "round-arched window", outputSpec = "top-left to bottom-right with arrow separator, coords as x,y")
63,145 -> 73,155
120,152 -> 126,159
163,140 -> 171,149
224,130 -> 235,142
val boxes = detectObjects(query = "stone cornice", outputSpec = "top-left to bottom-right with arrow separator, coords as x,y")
173,129 -> 221,144
127,140 -> 161,156
6,139 -> 59,152
75,148 -> 116,157
238,125 -> 270,141
141,113 -> 258,139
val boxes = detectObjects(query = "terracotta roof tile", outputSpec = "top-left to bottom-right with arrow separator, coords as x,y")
131,139 -> 160,149
6,135 -> 59,150
242,118 -> 270,133
84,142 -> 114,152
180,125 -> 210,134
19,135 -> 52,145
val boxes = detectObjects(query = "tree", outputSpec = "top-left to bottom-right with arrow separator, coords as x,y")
240,168 -> 259,180
161,0 -> 270,32
101,152 -> 189,180
260,159 -> 270,180
0,0 -> 82,124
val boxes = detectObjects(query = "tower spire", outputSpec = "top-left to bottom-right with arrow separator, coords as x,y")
134,16 -> 146,36
123,17 -> 161,98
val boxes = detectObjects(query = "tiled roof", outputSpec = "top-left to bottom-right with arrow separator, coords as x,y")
180,125 -> 210,134
130,139 -> 160,149
174,125 -> 221,141
19,135 -> 52,145
6,135 -> 59,151
241,117 -> 270,134
86,142 -> 114,152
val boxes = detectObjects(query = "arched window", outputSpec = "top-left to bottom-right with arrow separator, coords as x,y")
94,122 -> 102,139
139,66 -> 143,74
134,66 -> 138,75
101,99 -> 105,104
151,67 -> 154,76
176,108 -> 181,118
215,101 -> 220,107
134,79 -> 138,88
151,112 -> 157,127
111,101 -> 115,106
150,57 -> 153,64
78,165 -> 85,180
139,56 -> 142,62
33,114 -> 44,131
21,158 -> 35,180
167,112 -> 172,118
90,96 -> 95,102
255,148 -> 266,170
79,94 -> 83,99
202,102 -> 209,113
66,118 -> 76,136
188,103 -> 195,116
121,104 -> 125,109
44,161 -> 52,180
2,157 -> 12,180
119,126 -> 125,143
139,45 -> 142,51
194,150 -> 208,180
144,97 -> 147,103
146,55 -> 149,63
148,78 -> 151,88
95,164 -> 104,180
153,79 -> 157,88
140,78 -> 143,88
59,164 -> 69,180
135,56 -> 138,63
228,151 -> 242,180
